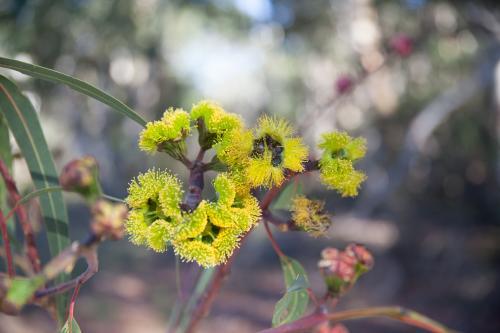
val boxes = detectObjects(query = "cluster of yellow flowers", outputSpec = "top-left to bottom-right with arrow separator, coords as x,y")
125,100 -> 366,267
126,170 -> 260,267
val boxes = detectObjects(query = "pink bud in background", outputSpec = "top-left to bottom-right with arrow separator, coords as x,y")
335,75 -> 354,95
330,324 -> 350,333
390,34 -> 413,57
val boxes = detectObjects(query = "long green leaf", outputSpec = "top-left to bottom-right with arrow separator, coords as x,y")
0,75 -> 69,321
0,113 -> 13,234
0,57 -> 146,127
272,256 -> 310,327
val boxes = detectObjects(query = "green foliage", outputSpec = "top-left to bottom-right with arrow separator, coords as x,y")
0,75 -> 69,321
60,318 -> 82,333
0,57 -> 146,127
6,276 -> 46,309
272,255 -> 310,327
271,180 -> 303,211
0,113 -> 13,233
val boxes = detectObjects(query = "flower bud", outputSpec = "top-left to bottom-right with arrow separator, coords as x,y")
390,34 -> 413,57
335,75 -> 354,95
60,156 -> 101,202
346,243 -> 374,271
319,243 -> 374,296
91,199 -> 128,240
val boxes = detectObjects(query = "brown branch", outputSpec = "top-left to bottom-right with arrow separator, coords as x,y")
0,159 -> 41,273
183,148 -> 206,212
34,233 -> 100,299
0,210 -> 14,277
258,306 -> 456,333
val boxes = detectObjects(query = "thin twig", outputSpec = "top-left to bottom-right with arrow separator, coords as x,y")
263,220 -> 285,258
263,210 -> 297,231
258,306 -> 456,333
66,282 -> 81,333
0,159 -> 41,272
0,210 -> 14,277
35,235 -> 100,299
298,59 -> 387,135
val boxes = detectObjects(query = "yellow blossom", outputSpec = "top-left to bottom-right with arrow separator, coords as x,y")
174,239 -> 218,268
247,116 -> 308,188
125,169 -> 183,252
318,132 -> 367,197
139,108 -> 191,155
191,100 -> 243,149
291,196 -> 331,237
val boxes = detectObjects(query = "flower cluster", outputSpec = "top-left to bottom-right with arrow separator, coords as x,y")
318,132 -> 367,197
127,100 -> 368,267
139,108 -> 191,159
125,170 -> 260,267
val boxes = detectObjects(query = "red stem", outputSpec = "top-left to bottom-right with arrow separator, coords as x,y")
67,282 -> 81,333
263,220 -> 285,258
0,159 -> 41,273
0,209 -> 14,277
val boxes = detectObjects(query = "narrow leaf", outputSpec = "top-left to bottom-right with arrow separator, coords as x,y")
272,256 -> 310,327
0,75 -> 69,320
17,186 -> 63,206
0,113 -> 14,233
0,57 -> 146,127
60,318 -> 82,333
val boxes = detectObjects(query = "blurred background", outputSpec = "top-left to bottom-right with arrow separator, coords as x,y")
1,0 -> 500,332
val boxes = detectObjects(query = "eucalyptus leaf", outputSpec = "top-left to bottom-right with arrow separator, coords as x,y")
0,75 -> 69,321
271,256 -> 310,327
0,57 -> 146,127
271,180 -> 303,211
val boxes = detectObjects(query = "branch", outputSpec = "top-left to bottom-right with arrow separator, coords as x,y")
258,306 -> 456,333
262,210 -> 299,232
263,220 -> 285,258
183,148 -> 206,211
0,159 -> 41,272
0,210 -> 14,277
34,233 -> 100,299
